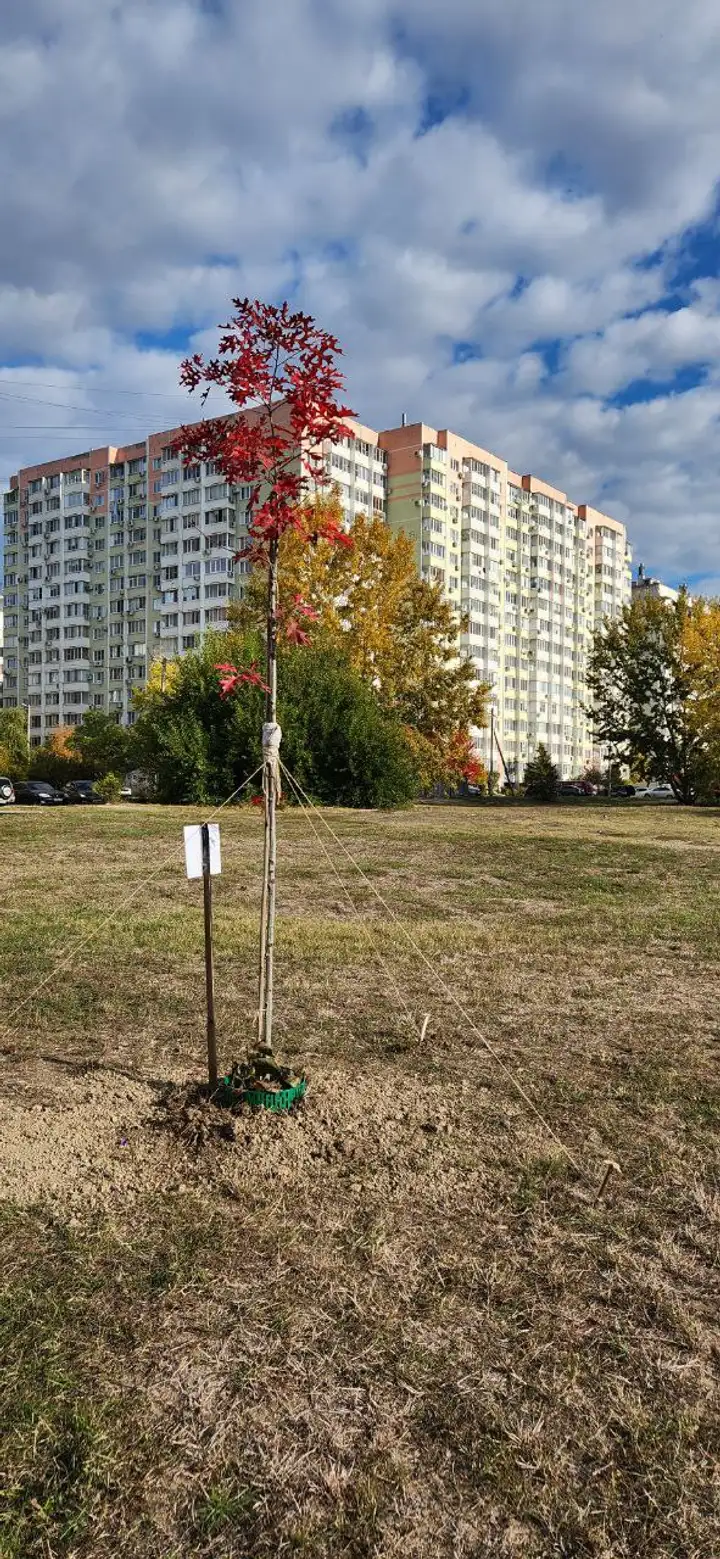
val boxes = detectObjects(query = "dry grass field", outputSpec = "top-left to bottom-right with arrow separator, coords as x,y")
1,799 -> 719,1557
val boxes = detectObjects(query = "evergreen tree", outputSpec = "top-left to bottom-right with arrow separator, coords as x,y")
524,744 -> 560,802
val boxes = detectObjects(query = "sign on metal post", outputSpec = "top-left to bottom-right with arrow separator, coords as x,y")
183,823 -> 221,1089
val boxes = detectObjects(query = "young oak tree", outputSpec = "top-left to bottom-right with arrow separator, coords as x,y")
174,299 -> 354,1058
233,504 -> 489,791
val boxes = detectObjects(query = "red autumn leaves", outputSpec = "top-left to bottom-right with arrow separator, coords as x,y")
174,298 -> 354,697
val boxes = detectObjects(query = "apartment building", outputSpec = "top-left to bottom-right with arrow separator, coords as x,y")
0,415 -> 387,743
378,421 -> 632,779
1,407 -> 630,773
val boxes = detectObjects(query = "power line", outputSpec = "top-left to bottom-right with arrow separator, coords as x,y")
0,390 -> 159,419
0,379 -> 231,402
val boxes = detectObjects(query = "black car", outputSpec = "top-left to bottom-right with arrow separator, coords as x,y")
13,780 -> 66,806
62,779 -> 107,805
558,781 -> 584,797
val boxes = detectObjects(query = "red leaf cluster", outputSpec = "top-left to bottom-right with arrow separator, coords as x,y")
216,660 -> 270,698
174,299 -> 355,569
275,592 -> 320,647
445,729 -> 486,784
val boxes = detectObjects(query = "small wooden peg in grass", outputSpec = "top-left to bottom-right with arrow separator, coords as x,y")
593,1159 -> 621,1204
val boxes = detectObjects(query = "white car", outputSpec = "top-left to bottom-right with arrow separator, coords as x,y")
642,783 -> 677,802
0,776 -> 15,805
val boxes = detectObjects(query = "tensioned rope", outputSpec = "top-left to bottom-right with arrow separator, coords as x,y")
280,759 -> 585,1181
0,765 -> 264,1049
280,767 -> 422,1037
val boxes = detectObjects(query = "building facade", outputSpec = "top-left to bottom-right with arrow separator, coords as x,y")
0,417 -> 387,742
1,410 -> 630,773
378,422 -> 632,779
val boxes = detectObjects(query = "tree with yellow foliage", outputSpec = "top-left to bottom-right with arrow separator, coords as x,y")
587,588 -> 720,801
233,498 -> 488,790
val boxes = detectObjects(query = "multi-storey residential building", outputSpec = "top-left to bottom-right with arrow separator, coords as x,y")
378,422 -> 631,779
1,408 -> 631,773
632,564 -> 679,605
0,415 -> 387,743
581,505 -> 633,627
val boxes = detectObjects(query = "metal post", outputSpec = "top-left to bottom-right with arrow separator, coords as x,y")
490,706 -> 495,784
201,822 -> 218,1089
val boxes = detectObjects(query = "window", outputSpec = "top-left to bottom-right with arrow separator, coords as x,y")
183,537 -> 201,554
205,557 -> 228,575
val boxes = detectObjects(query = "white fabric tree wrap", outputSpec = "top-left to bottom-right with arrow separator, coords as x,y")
262,721 -> 282,802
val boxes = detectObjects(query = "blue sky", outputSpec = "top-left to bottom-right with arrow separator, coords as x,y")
1,0 -> 720,585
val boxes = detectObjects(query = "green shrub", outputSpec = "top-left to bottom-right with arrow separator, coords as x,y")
132,631 -> 418,808
94,772 -> 123,803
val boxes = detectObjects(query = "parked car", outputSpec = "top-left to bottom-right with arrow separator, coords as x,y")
0,776 -> 15,806
13,780 -> 66,806
559,781 -> 584,797
642,783 -> 677,802
63,779 -> 107,805
611,783 -> 639,797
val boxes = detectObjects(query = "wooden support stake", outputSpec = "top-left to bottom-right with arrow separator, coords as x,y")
201,822 -> 218,1089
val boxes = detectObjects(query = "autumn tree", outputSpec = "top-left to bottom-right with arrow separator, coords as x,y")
679,597 -> 720,798
587,590 -> 707,803
234,504 -> 489,790
27,725 -> 92,786
174,298 -> 354,1064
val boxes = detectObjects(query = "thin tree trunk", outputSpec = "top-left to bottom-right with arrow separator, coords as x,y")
257,766 -> 270,1048
258,539 -> 279,1055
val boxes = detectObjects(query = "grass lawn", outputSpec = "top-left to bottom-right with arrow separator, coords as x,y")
1,800 -> 719,1557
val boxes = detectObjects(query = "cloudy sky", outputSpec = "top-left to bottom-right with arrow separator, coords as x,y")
1,0 -> 720,585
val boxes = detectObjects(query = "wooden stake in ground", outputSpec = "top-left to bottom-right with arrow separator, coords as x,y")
183,822 -> 221,1088
258,538 -> 281,1055
201,823 -> 218,1088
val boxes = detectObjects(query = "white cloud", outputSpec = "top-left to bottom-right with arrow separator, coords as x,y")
1,0 -> 720,581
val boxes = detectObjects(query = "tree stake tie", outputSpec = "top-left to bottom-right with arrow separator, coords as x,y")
593,1159 -> 621,1204
262,721 -> 283,802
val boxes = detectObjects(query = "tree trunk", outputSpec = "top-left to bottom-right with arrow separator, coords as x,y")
258,539 -> 279,1054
